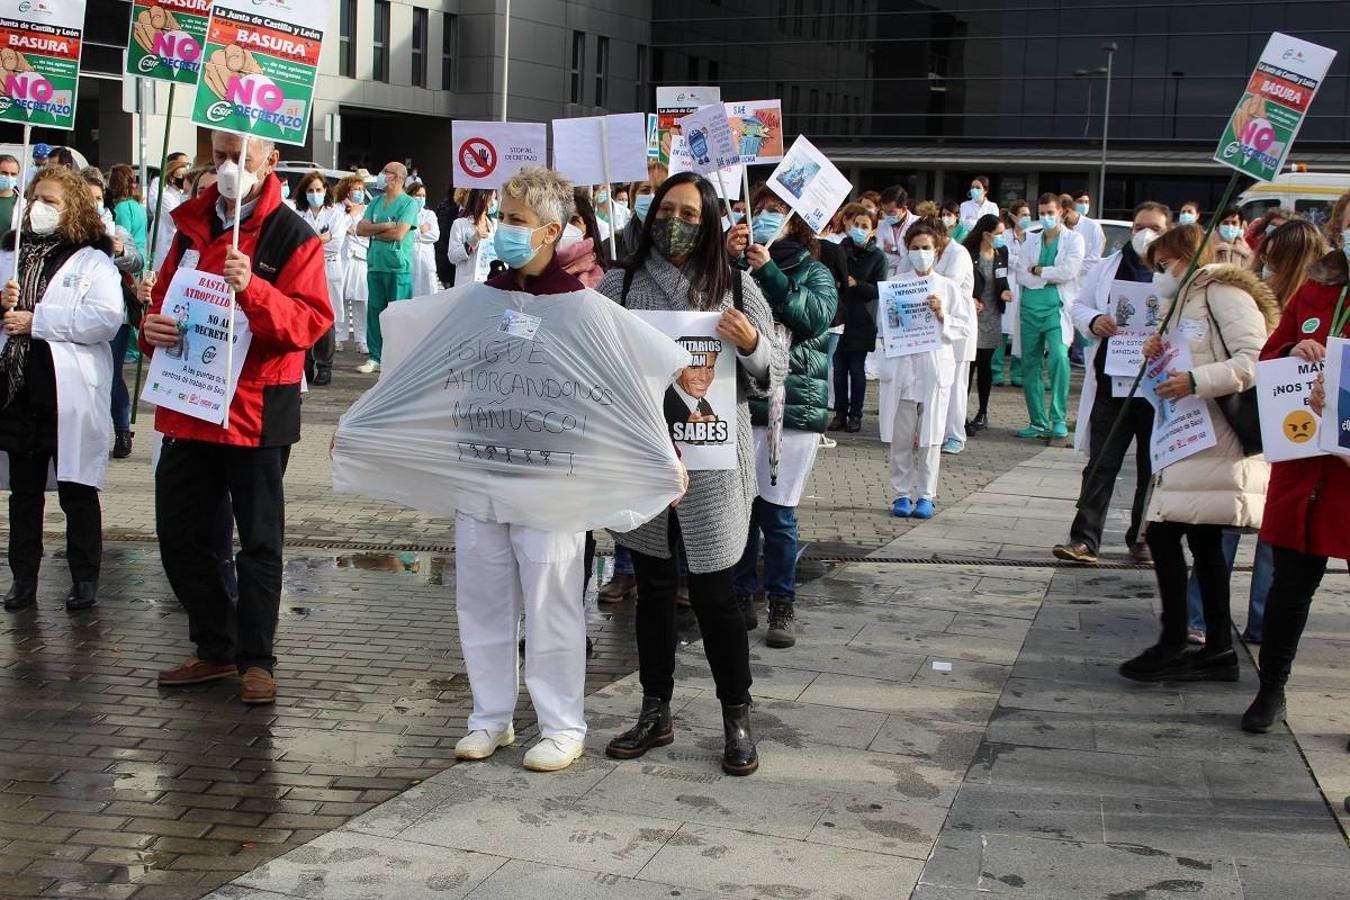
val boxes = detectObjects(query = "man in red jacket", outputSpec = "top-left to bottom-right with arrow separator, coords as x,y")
138,130 -> 332,704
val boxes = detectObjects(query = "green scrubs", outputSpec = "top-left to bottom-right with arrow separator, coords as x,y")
363,192 -> 419,362
1019,233 -> 1070,431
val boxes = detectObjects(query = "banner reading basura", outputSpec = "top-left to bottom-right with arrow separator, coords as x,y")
126,0 -> 210,85
0,0 -> 85,130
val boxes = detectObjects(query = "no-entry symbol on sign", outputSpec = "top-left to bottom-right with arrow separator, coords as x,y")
451,121 -> 547,188
459,138 -> 497,179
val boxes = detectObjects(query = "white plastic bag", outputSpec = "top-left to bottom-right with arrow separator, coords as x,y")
332,282 -> 691,533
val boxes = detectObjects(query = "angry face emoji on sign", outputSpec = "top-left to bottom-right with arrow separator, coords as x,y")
1282,409 -> 1317,444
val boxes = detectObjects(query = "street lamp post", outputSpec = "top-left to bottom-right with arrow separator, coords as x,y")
1098,42 -> 1117,212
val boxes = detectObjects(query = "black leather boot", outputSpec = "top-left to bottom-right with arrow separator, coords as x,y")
1241,685 -> 1287,734
606,696 -> 673,760
112,431 -> 133,459
65,581 -> 98,612
721,703 -> 758,776
4,579 -> 37,611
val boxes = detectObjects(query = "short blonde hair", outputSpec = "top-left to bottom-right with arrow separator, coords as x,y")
500,166 -> 574,226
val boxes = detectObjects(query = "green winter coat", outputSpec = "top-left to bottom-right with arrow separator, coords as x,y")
744,247 -> 838,433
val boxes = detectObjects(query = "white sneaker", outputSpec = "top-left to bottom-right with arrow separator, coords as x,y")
356,359 -> 380,374
522,735 -> 585,772
818,434 -> 837,449
454,727 -> 515,761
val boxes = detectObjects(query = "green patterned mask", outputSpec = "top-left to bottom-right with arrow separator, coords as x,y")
652,216 -> 702,260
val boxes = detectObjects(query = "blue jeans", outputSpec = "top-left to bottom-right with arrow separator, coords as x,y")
733,497 -> 799,601
613,544 -> 633,576
110,324 -> 132,433
1186,533 -> 1273,640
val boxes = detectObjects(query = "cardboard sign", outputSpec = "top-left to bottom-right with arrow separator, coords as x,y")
1214,32 -> 1337,183
727,99 -> 785,164
879,277 -> 942,358
126,0 -> 209,85
141,267 -> 252,426
676,104 -> 739,175
1143,338 -> 1217,471
1104,328 -> 1153,377
1256,356 -> 1325,462
646,113 -> 659,158
668,134 -> 744,200
192,0 -> 329,147
634,310 -> 737,471
451,120 -> 546,189
1318,337 -> 1350,458
551,113 -> 649,186
766,136 -> 852,234
472,232 -> 499,283
655,85 -> 720,166
0,0 -> 84,130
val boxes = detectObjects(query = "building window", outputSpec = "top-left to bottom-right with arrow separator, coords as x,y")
372,0 -> 390,82
570,31 -> 585,104
411,7 -> 428,88
687,54 -> 699,83
338,0 -> 356,78
792,0 -> 803,37
442,14 -> 458,91
636,44 -> 648,110
595,36 -> 609,107
707,59 -> 719,84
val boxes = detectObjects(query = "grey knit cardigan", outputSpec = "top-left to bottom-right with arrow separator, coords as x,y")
599,254 -> 788,574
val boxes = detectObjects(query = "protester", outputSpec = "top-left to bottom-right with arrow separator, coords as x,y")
1247,207 -> 1293,253
616,162 -> 666,261
1178,201 -> 1201,226
296,172 -> 348,385
600,172 -> 786,777
934,212 -> 975,454
335,175 -> 368,353
555,189 -> 607,289
26,143 -> 50,188
877,185 -> 916,276
1061,192 -> 1105,271
1015,193 -> 1084,439
1214,208 -> 1253,267
1119,224 -> 1275,683
0,166 -> 123,612
355,162 -> 418,375
1072,191 -> 1094,219
941,201 -> 963,241
959,176 -> 998,231
141,130 -> 332,704
963,214 -> 1012,434
1240,192 -> 1350,732
186,164 -> 217,199
433,185 -> 460,288
149,157 -> 189,267
447,188 -> 498,290
407,181 -> 441,296
107,164 -> 148,267
829,202 -> 885,433
733,185 -> 837,648
1053,201 -> 1170,565
999,199 -> 1032,388
0,155 -> 20,240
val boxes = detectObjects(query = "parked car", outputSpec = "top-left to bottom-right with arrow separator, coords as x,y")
1237,171 -> 1350,231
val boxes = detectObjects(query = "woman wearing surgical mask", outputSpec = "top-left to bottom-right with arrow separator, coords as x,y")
962,214 -> 1012,433
447,188 -> 498,289
406,182 -> 441,297
1254,219 -> 1323,311
0,166 -> 124,613
335,175 -> 370,354
295,172 -> 348,382
107,164 -> 148,272
1177,201 -> 1201,227
1118,224 -> 1275,685
1213,208 -> 1252,268
599,172 -> 786,777
959,175 -> 998,232
733,188 -> 837,649
554,189 -> 608,289
615,163 -> 667,263
941,201 -> 965,242
150,158 -> 190,269
830,203 -> 886,433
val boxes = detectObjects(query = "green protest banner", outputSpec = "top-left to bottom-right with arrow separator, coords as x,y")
126,0 -> 210,85
191,0 -> 328,147
0,0 -> 85,131
1214,32 -> 1337,183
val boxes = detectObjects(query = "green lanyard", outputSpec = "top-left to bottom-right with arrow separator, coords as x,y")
1331,283 -> 1350,339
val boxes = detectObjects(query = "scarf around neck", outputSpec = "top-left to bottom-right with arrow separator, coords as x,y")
1,231 -> 66,407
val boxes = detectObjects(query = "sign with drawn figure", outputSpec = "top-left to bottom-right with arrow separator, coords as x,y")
879,277 -> 942,358
1142,338 -> 1217,470
472,231 -> 499,283
646,112 -> 659,158
451,120 -> 547,189
126,0 -> 209,84
1214,32 -> 1337,183
1256,356 -> 1325,463
551,113 -> 649,187
676,104 -> 739,175
191,0 -> 328,146
727,99 -> 784,164
655,85 -> 720,167
140,267 -> 252,425
0,0 -> 84,130
667,134 -> 744,200
633,310 -> 737,471
766,135 -> 852,233
1318,337 -> 1350,458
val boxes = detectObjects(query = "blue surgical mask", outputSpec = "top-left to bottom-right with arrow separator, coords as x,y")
992,232 -> 1008,249
307,191 -> 325,208
1178,211 -> 1197,226
752,211 -> 787,244
375,174 -> 388,191
882,213 -> 900,226
969,187 -> 984,201
1074,203 -> 1089,217
595,190 -> 609,206
730,211 -> 744,224
493,222 -> 547,269
488,200 -> 500,217
350,190 -> 365,205
1218,224 -> 1242,242
1039,214 -> 1059,231
1017,216 -> 1031,231
413,196 -> 426,209
95,201 -> 105,218
849,227 -> 870,245
0,174 -> 15,192
280,182 -> 291,199
634,194 -> 653,221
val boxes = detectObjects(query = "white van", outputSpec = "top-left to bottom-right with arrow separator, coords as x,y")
1236,171 -> 1350,230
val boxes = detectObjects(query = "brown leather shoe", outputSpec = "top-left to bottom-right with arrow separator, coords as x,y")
1051,541 -> 1098,564
158,655 -> 237,686
240,668 -> 276,705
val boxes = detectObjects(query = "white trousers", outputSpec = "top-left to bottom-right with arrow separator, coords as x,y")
454,513 -> 587,742
343,299 -> 368,345
888,400 -> 942,501
946,360 -> 972,443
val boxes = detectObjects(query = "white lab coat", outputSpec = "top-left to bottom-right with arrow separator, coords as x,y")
877,212 -> 919,277
937,240 -> 976,364
447,216 -> 494,287
1011,227 -> 1084,357
959,198 -> 999,230
412,207 -> 441,296
301,204 -> 349,324
1070,215 -> 1106,272
342,206 -> 368,303
0,247 -> 124,489
149,183 -> 185,268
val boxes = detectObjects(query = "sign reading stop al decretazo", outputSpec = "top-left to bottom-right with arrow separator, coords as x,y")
1214,32 -> 1337,183
126,0 -> 211,85
0,0 -> 85,130
192,0 -> 329,147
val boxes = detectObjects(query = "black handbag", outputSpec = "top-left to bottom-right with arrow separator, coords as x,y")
1204,299 -> 1263,456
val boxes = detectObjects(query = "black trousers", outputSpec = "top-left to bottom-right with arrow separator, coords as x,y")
631,519 -> 752,706
1147,521 -> 1231,651
157,438 -> 289,672
1070,393 -> 1154,554
6,450 -> 101,582
306,327 -> 336,380
833,349 -> 867,419
1256,547 -> 1331,689
972,348 -> 996,418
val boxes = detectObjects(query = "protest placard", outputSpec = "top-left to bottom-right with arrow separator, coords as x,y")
1256,356 -> 1325,463
656,85 -> 720,166
879,277 -> 942,358
1317,337 -> 1350,458
1143,338 -> 1217,470
676,104 -> 740,175
140,267 -> 252,426
633,311 -> 737,470
472,232 -> 499,283
0,0 -> 84,130
767,136 -> 853,234
1214,32 -> 1337,183
668,134 -> 744,200
126,0 -> 208,85
551,113 -> 649,186
191,0 -> 327,147
1104,328 -> 1153,377
451,120 -> 547,189
727,100 -> 785,164
646,113 -> 659,158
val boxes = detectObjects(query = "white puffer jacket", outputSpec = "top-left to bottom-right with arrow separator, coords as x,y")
1145,265 -> 1277,529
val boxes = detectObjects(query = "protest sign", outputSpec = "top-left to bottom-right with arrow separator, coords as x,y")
140,267 -> 252,426
1317,337 -> 1350,458
727,100 -> 785,164
879,277 -> 942,358
332,283 -> 690,533
1143,338 -> 1217,471
1256,356 -> 1325,463
1104,328 -> 1153,377
472,232 -> 499,283
126,0 -> 209,85
646,113 -> 659,158
1214,32 -> 1337,183
451,120 -> 547,189
634,311 -> 737,471
676,104 -> 740,175
668,134 -> 744,200
767,136 -> 852,234
551,113 -> 648,186
0,0 -> 84,130
656,85 -> 720,166
192,0 -> 328,147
